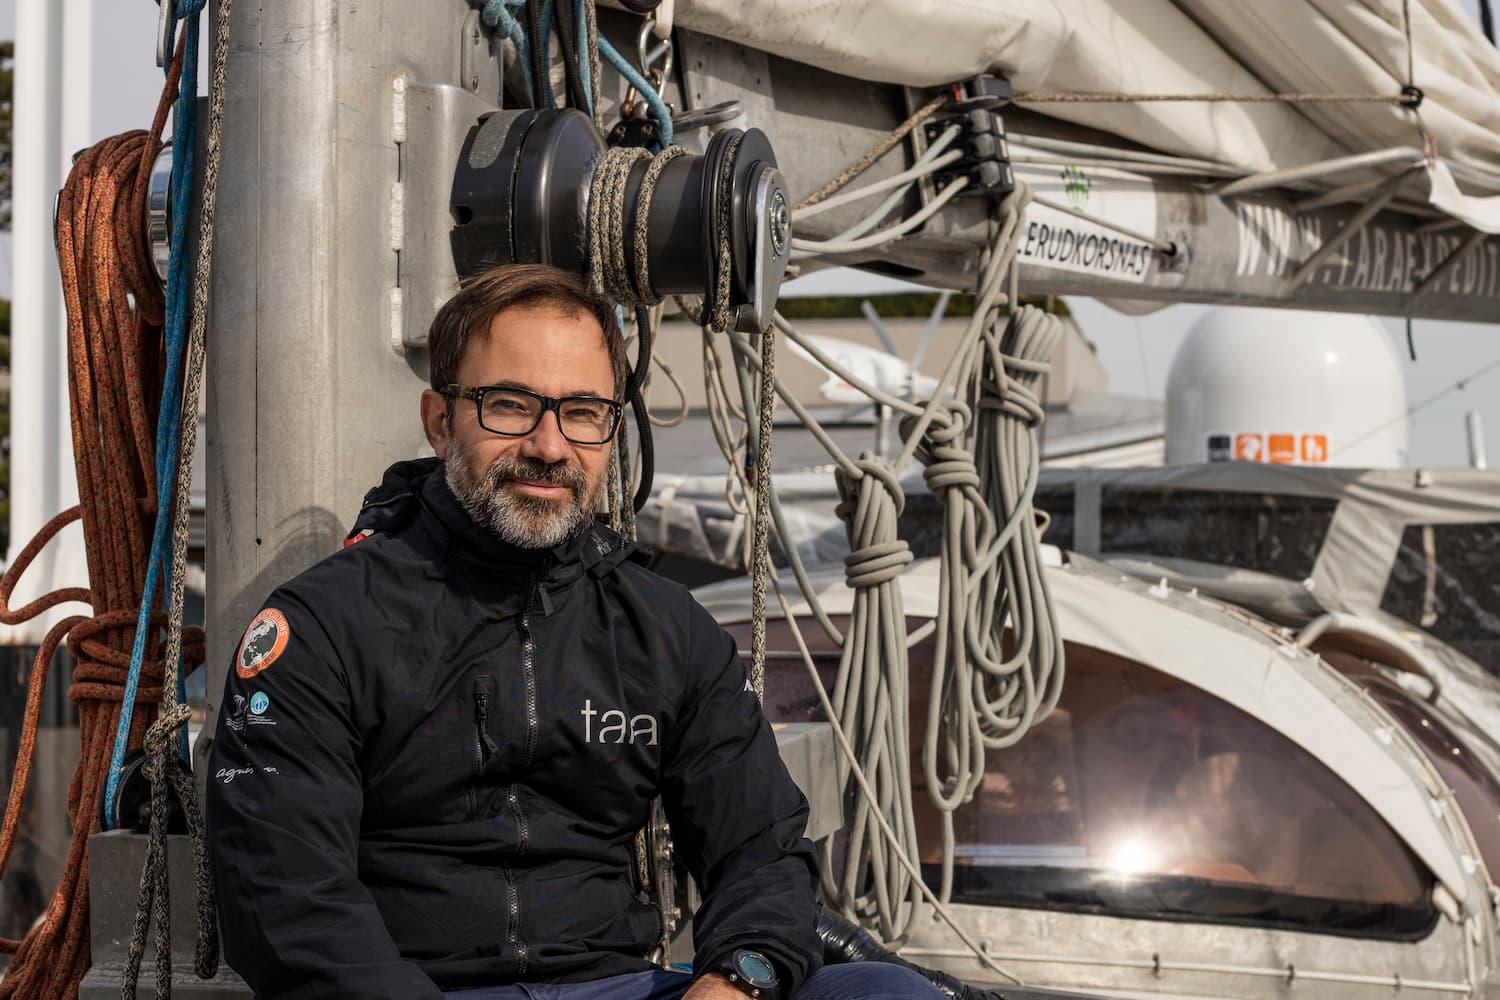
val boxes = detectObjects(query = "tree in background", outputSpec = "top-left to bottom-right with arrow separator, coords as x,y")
1,299 -> 9,556
1,40 -> 11,555
0,40 -> 12,228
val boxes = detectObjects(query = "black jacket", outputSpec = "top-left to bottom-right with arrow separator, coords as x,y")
207,459 -> 821,999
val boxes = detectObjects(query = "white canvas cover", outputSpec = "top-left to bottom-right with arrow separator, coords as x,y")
673,0 -> 1500,226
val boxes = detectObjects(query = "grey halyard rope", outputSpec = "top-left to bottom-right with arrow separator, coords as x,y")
632,146 -> 689,306
588,145 -> 692,310
588,145 -> 648,304
709,132 -> 747,332
748,328 -> 775,703
690,129 -> 776,702
124,0 -> 231,995
616,410 -> 635,538
796,94 -> 948,212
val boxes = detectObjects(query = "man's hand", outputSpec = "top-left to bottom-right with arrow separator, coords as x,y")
682,971 -> 749,999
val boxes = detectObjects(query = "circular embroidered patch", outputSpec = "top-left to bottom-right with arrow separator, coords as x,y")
236,609 -> 290,678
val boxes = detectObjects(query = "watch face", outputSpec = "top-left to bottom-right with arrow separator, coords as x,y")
734,949 -> 778,987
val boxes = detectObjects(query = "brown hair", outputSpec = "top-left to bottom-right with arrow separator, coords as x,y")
427,263 -> 627,398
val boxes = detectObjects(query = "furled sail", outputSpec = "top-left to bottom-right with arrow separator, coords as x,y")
671,0 -> 1500,226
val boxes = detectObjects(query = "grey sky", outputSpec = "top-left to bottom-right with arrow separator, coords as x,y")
5,0 -> 1497,468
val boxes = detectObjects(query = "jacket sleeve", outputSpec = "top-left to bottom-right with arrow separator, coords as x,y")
205,590 -> 444,1000
659,598 -> 823,996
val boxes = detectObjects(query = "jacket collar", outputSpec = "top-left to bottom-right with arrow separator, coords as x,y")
419,467 -> 587,576
353,458 -> 646,600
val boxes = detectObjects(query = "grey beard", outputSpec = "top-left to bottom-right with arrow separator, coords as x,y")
447,449 -> 598,550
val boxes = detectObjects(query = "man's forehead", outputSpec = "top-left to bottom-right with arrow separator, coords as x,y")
459,302 -> 613,388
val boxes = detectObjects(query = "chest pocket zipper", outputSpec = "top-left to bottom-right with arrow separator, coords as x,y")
470,675 -> 499,816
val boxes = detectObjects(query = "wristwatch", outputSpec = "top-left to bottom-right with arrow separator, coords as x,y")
720,948 -> 781,998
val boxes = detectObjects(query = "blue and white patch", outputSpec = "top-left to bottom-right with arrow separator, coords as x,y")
250,692 -> 270,715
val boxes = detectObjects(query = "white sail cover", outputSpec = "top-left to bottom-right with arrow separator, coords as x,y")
673,0 -> 1500,222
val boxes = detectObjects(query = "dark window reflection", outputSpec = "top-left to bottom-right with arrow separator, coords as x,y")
898,487 -> 1074,559
1099,488 -> 1336,580
1380,523 -> 1500,672
1035,484 -> 1075,551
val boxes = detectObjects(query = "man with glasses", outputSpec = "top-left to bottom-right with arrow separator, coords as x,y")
206,264 -> 940,1000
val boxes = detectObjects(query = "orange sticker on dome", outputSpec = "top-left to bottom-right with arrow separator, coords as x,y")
236,609 -> 290,678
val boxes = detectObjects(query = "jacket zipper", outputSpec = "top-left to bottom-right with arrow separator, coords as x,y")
501,577 -> 544,976
470,676 -> 497,818
502,863 -> 524,976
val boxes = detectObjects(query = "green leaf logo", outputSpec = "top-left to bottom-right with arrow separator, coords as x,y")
1062,165 -> 1092,212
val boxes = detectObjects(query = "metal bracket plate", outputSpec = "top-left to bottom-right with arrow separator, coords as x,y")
392,81 -> 496,352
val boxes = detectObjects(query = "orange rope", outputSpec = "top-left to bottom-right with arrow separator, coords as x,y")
0,37 -> 206,999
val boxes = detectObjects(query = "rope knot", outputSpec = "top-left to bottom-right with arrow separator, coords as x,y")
843,539 -> 913,590
144,704 -> 192,757
917,399 -> 971,445
921,444 -> 980,495
842,455 -> 907,515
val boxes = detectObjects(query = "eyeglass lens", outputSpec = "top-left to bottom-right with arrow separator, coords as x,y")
479,389 -> 617,443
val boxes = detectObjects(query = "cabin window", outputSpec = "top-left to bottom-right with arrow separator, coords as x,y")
748,622 -> 1438,939
1098,487 -> 1336,580
923,643 -> 1435,938
897,486 -> 1074,559
1320,651 -> 1500,880
1379,522 -> 1500,672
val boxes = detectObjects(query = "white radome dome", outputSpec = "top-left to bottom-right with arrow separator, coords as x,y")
1165,307 -> 1407,467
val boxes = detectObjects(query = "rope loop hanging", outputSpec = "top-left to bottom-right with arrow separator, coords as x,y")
120,0 -> 236,993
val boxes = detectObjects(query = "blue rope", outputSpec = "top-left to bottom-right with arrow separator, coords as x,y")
481,0 -> 533,103
597,33 -> 673,146
574,0 -> 593,118
539,0 -> 556,109
103,0 -> 204,826
485,0 -> 671,143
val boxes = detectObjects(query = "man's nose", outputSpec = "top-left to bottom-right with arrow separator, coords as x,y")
519,408 -> 572,463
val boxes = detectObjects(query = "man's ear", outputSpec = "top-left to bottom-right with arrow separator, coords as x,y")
420,389 -> 452,460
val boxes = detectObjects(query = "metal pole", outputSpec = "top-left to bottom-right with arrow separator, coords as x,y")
1467,410 -> 1488,470
199,0 -> 484,770
3,0 -> 91,646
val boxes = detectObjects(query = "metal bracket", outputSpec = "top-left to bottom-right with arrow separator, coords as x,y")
737,167 -> 790,332
922,75 -> 1016,200
460,10 -> 486,94
156,0 -> 175,68
391,81 -> 496,353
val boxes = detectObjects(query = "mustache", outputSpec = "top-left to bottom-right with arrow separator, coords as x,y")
483,455 -> 587,495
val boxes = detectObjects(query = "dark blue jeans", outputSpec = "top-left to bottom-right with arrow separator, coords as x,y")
444,964 -> 946,999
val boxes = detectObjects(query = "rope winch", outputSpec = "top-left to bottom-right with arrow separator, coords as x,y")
449,109 -> 791,333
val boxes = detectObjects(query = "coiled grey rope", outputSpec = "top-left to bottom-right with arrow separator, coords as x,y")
588,144 -> 691,308
831,456 -> 920,942
910,303 -> 1066,904
705,179 -> 1064,954
632,146 -> 688,302
588,145 -> 648,305
795,94 -> 949,212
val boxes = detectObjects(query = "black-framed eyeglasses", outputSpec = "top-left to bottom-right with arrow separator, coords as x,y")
443,384 -> 623,445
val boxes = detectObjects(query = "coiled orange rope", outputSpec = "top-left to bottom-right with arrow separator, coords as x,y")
0,38 -> 206,999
